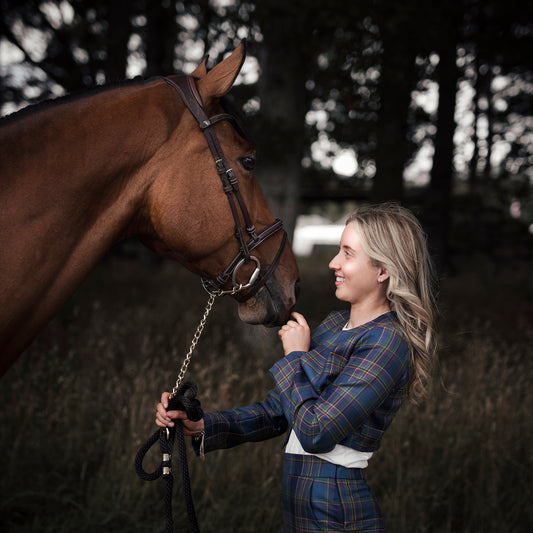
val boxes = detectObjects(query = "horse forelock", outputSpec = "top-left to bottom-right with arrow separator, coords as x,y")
220,95 -> 254,145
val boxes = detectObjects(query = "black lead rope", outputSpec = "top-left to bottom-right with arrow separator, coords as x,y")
135,382 -> 204,533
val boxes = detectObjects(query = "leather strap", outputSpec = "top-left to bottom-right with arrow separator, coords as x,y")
161,75 -> 286,299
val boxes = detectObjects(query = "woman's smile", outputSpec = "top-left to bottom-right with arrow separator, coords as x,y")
334,275 -> 345,287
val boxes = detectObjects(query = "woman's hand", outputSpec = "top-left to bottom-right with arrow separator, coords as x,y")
278,312 -> 311,355
155,392 -> 205,436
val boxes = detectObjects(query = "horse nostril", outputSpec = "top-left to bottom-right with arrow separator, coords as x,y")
294,279 -> 301,301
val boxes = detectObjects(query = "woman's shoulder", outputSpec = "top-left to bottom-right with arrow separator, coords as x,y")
357,313 -> 409,352
364,311 -> 401,330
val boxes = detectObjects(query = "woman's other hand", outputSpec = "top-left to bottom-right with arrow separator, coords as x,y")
278,312 -> 311,355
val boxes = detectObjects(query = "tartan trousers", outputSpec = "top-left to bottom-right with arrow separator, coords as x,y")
282,454 -> 385,532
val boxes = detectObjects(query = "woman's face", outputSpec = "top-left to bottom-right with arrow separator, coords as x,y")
328,223 -> 387,306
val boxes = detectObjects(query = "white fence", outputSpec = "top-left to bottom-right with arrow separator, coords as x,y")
292,215 -> 345,256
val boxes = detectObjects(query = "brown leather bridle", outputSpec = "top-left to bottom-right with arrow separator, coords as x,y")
162,75 -> 287,300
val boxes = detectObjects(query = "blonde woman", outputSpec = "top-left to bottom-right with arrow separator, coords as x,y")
156,203 -> 437,532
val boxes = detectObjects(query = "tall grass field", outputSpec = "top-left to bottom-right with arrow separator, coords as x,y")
1,250 -> 532,532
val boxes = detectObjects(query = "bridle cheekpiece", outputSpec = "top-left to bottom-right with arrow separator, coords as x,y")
162,75 -> 287,300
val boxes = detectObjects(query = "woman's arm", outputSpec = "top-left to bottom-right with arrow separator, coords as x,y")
199,388 -> 288,453
156,388 -> 289,455
271,326 -> 410,454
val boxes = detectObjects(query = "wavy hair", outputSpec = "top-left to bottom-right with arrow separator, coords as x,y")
346,203 -> 438,400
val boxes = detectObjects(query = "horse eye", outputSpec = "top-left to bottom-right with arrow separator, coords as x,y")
240,155 -> 256,171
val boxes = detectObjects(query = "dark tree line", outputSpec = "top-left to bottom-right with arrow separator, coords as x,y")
1,0 -> 532,268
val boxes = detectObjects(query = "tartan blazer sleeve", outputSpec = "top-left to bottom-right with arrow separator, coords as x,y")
198,387 -> 288,454
270,314 -> 410,454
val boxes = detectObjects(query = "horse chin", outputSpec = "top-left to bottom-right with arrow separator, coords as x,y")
237,284 -> 293,327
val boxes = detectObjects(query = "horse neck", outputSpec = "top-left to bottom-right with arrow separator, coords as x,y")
2,81 -> 180,256
0,80 -> 183,370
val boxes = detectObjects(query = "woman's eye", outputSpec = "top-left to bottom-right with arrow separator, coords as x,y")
240,155 -> 256,171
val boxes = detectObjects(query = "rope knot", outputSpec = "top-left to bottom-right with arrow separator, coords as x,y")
168,381 -> 204,421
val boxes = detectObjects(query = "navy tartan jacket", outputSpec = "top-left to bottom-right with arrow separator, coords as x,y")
197,310 -> 410,455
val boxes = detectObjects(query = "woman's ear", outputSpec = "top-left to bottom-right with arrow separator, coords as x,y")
377,267 -> 390,284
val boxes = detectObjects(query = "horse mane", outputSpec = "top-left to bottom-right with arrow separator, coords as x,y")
0,77 -> 149,127
1,76 -> 254,144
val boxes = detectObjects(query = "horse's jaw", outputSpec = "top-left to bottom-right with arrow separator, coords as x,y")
237,280 -> 297,327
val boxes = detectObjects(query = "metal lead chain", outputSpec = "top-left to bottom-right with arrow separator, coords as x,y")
170,294 -> 217,397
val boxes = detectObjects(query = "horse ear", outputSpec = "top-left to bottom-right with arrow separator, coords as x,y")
197,40 -> 246,100
190,55 -> 209,79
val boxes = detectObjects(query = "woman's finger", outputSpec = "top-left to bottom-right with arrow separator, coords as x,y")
156,402 -> 168,418
166,410 -> 188,420
291,312 -> 308,327
160,391 -> 171,409
155,409 -> 174,427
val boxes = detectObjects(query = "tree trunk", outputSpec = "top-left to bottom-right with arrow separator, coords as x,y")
483,67 -> 494,179
144,0 -> 178,77
372,42 -> 416,202
468,56 -> 481,188
427,42 -> 460,270
253,3 -> 311,239
104,2 -> 132,83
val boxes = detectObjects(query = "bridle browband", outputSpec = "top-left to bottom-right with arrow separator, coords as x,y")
162,75 -> 287,300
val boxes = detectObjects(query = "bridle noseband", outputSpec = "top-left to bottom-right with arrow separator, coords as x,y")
162,75 -> 287,300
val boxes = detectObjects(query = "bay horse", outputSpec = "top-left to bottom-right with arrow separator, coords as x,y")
0,42 -> 299,377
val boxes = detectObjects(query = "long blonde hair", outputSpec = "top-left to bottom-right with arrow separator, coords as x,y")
346,203 -> 437,400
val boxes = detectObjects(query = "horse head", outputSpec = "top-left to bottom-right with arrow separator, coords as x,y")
138,43 -> 299,326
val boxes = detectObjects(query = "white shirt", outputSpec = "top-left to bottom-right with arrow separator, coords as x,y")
285,429 -> 373,468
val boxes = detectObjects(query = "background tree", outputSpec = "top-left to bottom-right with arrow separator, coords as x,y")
370,0 -> 422,202
252,0 -> 323,237
424,3 -> 462,267
1,0 -> 531,268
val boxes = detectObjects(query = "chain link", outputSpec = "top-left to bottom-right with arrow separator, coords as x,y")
170,294 -> 217,397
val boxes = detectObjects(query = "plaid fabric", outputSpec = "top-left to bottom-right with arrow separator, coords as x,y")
199,388 -> 288,453
270,311 -> 410,453
282,454 -> 384,532
197,311 -> 409,457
